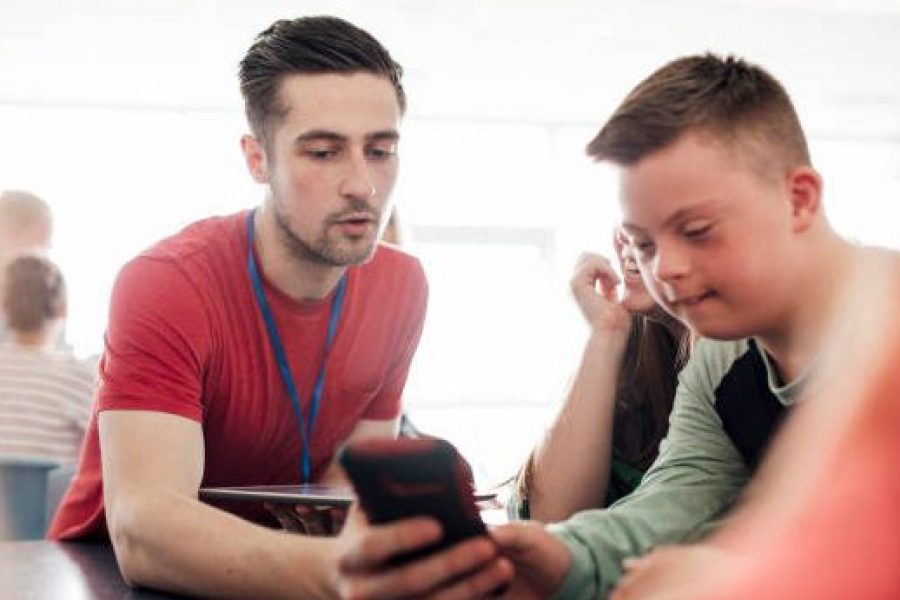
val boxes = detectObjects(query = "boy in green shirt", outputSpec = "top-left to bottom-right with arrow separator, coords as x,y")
333,53 -> 877,600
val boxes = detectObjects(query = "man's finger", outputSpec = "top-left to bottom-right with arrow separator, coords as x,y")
296,508 -> 329,536
339,517 -> 443,573
429,557 -> 514,600
330,506 -> 349,534
265,502 -> 305,533
344,536 -> 498,600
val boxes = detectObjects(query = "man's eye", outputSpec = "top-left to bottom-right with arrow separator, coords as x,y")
305,148 -> 338,160
366,146 -> 396,160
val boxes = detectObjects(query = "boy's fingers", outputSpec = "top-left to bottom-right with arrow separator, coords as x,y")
490,522 -> 542,556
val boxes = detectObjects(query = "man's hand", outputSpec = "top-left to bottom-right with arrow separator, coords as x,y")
570,252 -> 631,334
266,503 -> 348,536
610,544 -> 737,600
334,507 -> 514,600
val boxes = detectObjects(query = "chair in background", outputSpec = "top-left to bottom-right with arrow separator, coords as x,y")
44,462 -> 76,529
0,456 -> 59,540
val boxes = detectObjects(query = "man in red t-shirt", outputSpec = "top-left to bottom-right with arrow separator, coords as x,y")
48,16 -> 427,599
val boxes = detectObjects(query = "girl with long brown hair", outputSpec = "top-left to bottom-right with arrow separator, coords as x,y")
516,233 -> 690,521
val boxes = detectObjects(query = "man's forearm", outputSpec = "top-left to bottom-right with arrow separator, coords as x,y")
109,489 -> 337,600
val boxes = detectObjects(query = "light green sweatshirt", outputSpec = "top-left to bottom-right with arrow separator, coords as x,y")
549,338 -> 805,599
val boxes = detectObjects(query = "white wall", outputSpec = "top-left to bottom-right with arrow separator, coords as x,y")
2,0 -> 898,483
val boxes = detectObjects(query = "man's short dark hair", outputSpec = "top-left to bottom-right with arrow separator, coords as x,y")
239,16 -> 405,144
586,54 -> 810,178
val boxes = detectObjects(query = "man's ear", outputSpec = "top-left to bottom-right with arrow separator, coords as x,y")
786,166 -> 823,233
241,134 -> 270,184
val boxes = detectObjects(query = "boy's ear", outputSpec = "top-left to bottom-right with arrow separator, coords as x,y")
786,166 -> 822,233
241,134 -> 270,184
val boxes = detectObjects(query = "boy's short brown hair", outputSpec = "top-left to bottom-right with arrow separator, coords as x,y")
587,54 -> 810,179
3,255 -> 65,332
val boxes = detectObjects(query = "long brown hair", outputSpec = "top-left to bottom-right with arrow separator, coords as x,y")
514,316 -> 689,507
613,314 -> 689,471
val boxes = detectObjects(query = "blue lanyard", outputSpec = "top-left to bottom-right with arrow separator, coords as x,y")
246,210 -> 347,482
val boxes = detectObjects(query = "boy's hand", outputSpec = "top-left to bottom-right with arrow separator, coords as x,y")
490,522 -> 572,600
334,508 -> 513,600
570,252 -> 631,334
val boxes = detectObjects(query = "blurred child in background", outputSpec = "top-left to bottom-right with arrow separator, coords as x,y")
0,256 -> 95,464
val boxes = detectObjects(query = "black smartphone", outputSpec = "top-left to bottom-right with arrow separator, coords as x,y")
339,437 -> 488,564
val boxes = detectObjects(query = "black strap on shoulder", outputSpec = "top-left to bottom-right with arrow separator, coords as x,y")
714,340 -> 790,472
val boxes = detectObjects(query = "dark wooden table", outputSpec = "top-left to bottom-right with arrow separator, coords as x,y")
0,541 -> 185,599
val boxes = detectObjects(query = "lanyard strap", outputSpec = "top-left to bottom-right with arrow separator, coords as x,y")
246,210 -> 347,482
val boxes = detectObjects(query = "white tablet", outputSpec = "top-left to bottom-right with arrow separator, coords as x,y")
199,484 -> 355,507
199,483 -> 497,507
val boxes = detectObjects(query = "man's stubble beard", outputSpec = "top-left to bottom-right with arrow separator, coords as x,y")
271,196 -> 379,268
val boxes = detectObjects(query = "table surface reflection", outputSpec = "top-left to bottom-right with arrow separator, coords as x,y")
0,541 -> 184,599
1,505 -> 509,599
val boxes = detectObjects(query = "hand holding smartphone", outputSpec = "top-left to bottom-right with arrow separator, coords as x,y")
339,437 -> 488,564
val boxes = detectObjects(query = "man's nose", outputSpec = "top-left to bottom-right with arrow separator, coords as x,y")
339,152 -> 376,201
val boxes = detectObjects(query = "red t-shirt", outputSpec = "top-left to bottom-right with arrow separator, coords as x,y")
48,210 -> 427,539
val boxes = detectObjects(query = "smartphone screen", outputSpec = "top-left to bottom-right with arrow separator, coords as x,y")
339,437 -> 488,563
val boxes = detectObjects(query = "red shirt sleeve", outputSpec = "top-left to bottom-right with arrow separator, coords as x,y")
99,256 -> 210,421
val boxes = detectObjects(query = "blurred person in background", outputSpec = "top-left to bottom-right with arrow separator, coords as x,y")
0,190 -> 53,344
0,255 -> 94,464
380,208 -> 403,246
